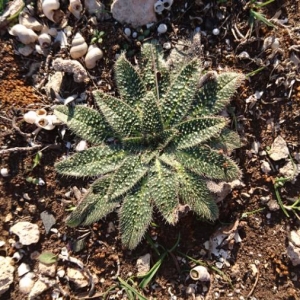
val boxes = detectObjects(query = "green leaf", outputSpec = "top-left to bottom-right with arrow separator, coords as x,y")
149,160 -> 178,224
54,105 -> 111,144
108,156 -> 149,199
38,251 -> 58,265
93,91 -> 141,137
175,147 -> 242,181
193,72 -> 245,116
208,128 -> 241,151
114,53 -> 146,107
175,117 -> 227,150
140,42 -> 170,99
67,176 -> 118,227
141,91 -> 163,135
177,170 -> 219,220
55,146 -> 126,177
119,183 -> 152,249
161,59 -> 200,126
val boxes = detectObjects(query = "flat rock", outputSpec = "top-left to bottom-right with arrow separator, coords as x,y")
0,256 -> 14,295
67,267 -> 89,288
28,276 -> 56,300
10,221 -> 40,245
268,136 -> 289,161
136,253 -> 151,276
38,262 -> 57,277
111,0 -> 157,28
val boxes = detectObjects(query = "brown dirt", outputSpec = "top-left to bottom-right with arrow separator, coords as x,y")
1,0 -> 300,299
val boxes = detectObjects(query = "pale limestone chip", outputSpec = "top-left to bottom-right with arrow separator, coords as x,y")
268,136 -> 289,161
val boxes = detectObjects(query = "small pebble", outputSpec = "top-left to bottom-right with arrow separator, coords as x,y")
157,24 -> 167,34
18,263 -> 30,277
57,269 -> 65,278
132,32 -> 137,38
163,42 -> 172,50
212,28 -> 220,35
1,168 -> 9,177
124,28 -> 131,36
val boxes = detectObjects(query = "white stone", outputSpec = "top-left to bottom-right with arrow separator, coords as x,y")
124,27 -> 131,36
57,269 -> 65,278
75,140 -> 88,152
136,253 -> 151,276
0,256 -> 14,295
261,160 -> 271,174
67,268 -> 89,288
1,168 -> 9,177
111,0 -> 157,28
18,263 -> 30,277
290,230 -> 300,247
38,262 -> 57,277
28,277 -> 56,299
212,28 -> 220,35
157,23 -> 167,34
10,222 -> 40,245
268,136 -> 289,161
279,161 -> 299,182
19,272 -> 35,294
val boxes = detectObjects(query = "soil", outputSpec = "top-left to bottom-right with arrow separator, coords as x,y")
1,0 -> 300,299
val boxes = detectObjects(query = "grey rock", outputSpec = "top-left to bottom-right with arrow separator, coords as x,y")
111,0 -> 157,28
40,211 -> 56,234
287,241 -> 300,266
0,256 -> 14,295
269,136 -> 289,161
10,222 -> 40,245
136,253 -> 151,276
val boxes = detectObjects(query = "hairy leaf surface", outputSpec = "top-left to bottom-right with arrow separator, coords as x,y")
193,72 -> 245,116
149,160 -> 178,224
114,54 -> 146,106
56,42 -> 244,249
175,117 -> 227,150
175,147 -> 241,181
94,91 -> 141,137
120,185 -> 152,249
55,146 -> 125,177
54,105 -> 110,144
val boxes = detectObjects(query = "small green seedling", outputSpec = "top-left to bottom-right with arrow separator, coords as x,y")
38,251 -> 58,265
91,30 -> 105,44
248,0 -> 276,29
241,207 -> 265,219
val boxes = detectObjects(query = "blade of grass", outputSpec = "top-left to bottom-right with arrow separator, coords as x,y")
255,0 -> 275,8
139,252 -> 167,288
250,9 -> 276,27
139,234 -> 181,288
118,277 -> 148,300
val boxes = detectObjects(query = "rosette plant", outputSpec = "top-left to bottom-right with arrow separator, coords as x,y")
54,42 -> 244,249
